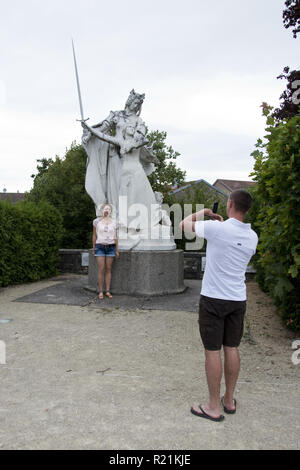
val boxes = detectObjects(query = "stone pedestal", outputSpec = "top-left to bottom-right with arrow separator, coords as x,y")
117,224 -> 176,251
88,249 -> 185,296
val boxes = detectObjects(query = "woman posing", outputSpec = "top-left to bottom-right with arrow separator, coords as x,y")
93,204 -> 119,299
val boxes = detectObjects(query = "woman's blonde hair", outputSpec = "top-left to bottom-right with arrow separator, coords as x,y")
96,203 -> 114,218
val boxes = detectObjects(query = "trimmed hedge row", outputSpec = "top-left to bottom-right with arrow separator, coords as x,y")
0,200 -> 63,287
249,109 -> 300,332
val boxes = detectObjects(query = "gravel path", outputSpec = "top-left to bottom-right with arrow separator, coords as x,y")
0,277 -> 299,450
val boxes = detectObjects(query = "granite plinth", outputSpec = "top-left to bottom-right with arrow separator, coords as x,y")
88,249 -> 185,296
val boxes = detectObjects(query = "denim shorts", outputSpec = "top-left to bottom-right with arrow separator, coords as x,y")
95,243 -> 116,257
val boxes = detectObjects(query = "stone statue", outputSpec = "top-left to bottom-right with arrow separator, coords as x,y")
82,90 -> 176,251
155,191 -> 172,227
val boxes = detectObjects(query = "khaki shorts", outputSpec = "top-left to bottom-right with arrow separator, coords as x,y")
198,295 -> 246,351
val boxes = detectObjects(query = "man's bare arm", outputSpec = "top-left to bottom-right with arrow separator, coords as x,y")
179,208 -> 223,234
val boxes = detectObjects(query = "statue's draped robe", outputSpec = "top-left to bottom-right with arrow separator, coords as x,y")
84,137 -> 108,207
83,114 -> 122,213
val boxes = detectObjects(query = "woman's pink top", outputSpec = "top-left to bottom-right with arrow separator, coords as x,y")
93,218 -> 117,245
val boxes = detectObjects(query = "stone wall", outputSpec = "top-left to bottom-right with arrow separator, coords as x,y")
59,249 -> 89,274
58,249 -> 255,280
184,252 -> 205,279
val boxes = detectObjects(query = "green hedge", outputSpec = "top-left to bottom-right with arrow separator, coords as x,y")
249,108 -> 300,332
0,200 -> 63,287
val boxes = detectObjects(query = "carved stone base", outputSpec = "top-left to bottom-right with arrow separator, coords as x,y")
117,225 -> 176,251
118,238 -> 176,251
88,249 -> 185,296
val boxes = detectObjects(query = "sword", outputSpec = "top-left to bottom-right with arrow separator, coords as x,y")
72,38 -> 89,123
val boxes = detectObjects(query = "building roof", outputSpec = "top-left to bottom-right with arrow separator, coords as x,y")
169,179 -> 228,197
0,192 -> 26,203
213,179 -> 256,192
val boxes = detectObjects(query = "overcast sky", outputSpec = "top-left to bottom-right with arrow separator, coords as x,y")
0,0 -> 298,193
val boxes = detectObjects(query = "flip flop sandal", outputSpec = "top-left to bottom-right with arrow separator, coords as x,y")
221,396 -> 237,414
98,292 -> 104,300
190,405 -> 225,422
105,292 -> 113,299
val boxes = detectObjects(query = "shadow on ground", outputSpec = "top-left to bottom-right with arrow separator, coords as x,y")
13,274 -> 201,312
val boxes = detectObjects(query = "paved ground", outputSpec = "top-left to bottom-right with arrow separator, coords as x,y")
0,274 -> 299,450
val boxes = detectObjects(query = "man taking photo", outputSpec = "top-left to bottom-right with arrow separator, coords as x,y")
180,189 -> 258,422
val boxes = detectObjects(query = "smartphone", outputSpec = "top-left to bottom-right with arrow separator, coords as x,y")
212,202 -> 219,214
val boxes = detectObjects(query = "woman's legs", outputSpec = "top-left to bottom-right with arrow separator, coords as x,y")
96,256 -> 105,298
105,257 -> 114,295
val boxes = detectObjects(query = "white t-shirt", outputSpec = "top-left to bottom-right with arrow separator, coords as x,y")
194,218 -> 258,301
93,218 -> 117,245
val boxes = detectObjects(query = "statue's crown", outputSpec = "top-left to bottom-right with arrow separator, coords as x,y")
125,89 -> 145,107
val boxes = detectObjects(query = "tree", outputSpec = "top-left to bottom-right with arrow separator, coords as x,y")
248,106 -> 300,332
30,158 -> 53,181
28,143 -> 95,248
272,2 -> 300,121
283,0 -> 300,38
147,130 -> 186,204
28,131 -> 186,248
273,67 -> 300,121
246,2 -> 300,332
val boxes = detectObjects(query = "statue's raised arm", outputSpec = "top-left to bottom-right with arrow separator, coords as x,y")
91,111 -> 117,131
82,121 -> 120,147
